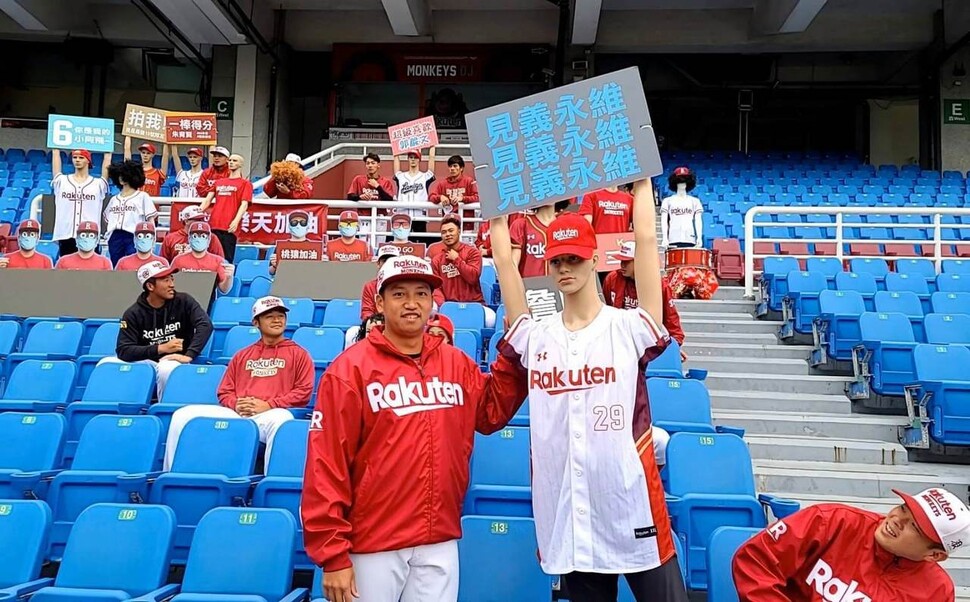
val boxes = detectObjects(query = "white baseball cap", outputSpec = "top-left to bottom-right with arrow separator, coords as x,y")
285,153 -> 302,163
252,296 -> 289,320
376,256 -> 442,293
138,261 -> 178,286
893,488 -> 970,554
179,206 -> 207,222
615,240 -> 636,262
377,245 -> 401,261
211,146 -> 231,157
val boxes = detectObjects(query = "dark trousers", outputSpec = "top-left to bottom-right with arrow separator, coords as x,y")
58,238 -> 78,257
108,230 -> 135,266
212,229 -> 237,263
562,557 -> 688,602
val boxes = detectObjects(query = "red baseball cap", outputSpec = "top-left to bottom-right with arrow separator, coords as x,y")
76,221 -> 99,234
673,166 -> 692,177
288,209 -> 310,221
339,210 -> 359,223
18,219 -> 40,233
427,313 -> 455,343
138,143 -> 157,154
545,213 -> 597,261
134,221 -> 156,234
188,221 -> 211,234
407,151 -> 421,159
377,256 -> 442,292
615,240 -> 636,262
72,149 -> 92,164
390,213 -> 412,226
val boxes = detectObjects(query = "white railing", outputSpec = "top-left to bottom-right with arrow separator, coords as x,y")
743,205 -> 970,298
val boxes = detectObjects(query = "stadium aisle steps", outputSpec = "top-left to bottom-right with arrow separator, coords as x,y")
680,285 -> 970,589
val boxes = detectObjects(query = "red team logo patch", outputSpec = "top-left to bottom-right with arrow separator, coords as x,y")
366,377 -> 465,416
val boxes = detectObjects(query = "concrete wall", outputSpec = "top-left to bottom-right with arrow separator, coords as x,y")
868,98 -> 920,167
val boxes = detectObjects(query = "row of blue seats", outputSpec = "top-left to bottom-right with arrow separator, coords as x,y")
691,183 -> 970,197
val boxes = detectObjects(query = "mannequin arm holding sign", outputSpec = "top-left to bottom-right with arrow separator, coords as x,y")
489,214 -> 530,328
632,179 -> 664,327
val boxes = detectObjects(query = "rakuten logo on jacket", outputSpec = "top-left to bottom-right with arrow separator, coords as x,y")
806,558 -> 872,602
367,377 -> 465,416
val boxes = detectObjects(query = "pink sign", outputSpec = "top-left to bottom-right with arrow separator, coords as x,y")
388,116 -> 439,155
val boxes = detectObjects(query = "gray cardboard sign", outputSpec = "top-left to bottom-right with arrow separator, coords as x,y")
523,275 -> 604,322
466,67 -> 662,219
0,270 -> 216,318
272,260 -> 376,301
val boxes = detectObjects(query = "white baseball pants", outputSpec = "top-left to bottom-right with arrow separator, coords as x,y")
96,356 -> 181,399
163,404 -> 293,471
350,539 -> 459,602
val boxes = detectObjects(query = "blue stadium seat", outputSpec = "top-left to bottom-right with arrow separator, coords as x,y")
942,259 -> 970,275
0,320 -> 20,395
902,345 -> 970,447
0,360 -> 76,413
172,507 -> 303,602
850,312 -> 917,398
458,517 -> 551,602
757,257 -> 800,315
925,314 -> 970,346
6,321 -> 83,378
805,257 -> 842,287
781,270 -> 828,338
706,527 -> 762,602
665,433 -> 797,590
148,364 -> 226,435
45,415 -> 163,560
322,299 -> 362,329
215,325 -> 261,364
0,500 -> 52,600
281,297 -> 314,328
148,417 -> 261,562
646,339 -> 684,378
252,420 -> 310,569
62,363 -> 156,464
487,330 -> 504,364
835,271 -> 877,311
210,297 -> 257,356
813,290 -> 867,365
454,329 -> 481,361
931,291 -> 970,315
292,327 -> 344,384
28,503 -> 177,602
75,322 -> 121,400
0,412 -> 66,499
648,378 -> 718,435
466,426 -> 532,517
937,273 -> 970,293
876,291 -> 926,343
849,258 -> 889,290
441,301 -> 486,331
248,276 -> 273,298
233,245 -> 260,264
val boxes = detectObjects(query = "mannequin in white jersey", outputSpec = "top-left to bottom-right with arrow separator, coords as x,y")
393,147 -> 436,239
660,166 -> 703,249
169,145 -> 205,198
491,179 -> 688,602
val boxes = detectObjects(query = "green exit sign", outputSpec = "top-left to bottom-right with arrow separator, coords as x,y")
944,99 -> 970,124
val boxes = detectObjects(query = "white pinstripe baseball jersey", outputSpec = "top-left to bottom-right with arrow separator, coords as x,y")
501,305 -> 675,574
51,174 -> 108,241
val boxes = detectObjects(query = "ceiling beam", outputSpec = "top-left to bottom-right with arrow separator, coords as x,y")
751,0 -> 827,35
571,0 -> 602,46
380,0 -> 430,36
0,0 -> 48,31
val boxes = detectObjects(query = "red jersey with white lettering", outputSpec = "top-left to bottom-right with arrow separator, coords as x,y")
172,252 -> 227,283
196,164 -> 231,197
326,238 -> 371,262
55,253 -> 112,271
217,339 -> 315,410
116,253 -> 168,272
142,167 -> 166,198
161,230 -> 225,262
733,504 -> 954,602
602,271 -> 685,345
4,251 -> 53,269
208,177 -> 253,230
431,243 -> 484,303
500,307 -> 672,574
579,189 -> 634,234
301,328 -> 528,572
510,214 -> 551,278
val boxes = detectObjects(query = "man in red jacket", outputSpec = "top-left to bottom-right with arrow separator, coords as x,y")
431,214 -> 484,303
603,241 -> 686,349
195,146 -> 231,197
163,296 -> 315,471
302,255 -> 528,602
733,487 -> 968,602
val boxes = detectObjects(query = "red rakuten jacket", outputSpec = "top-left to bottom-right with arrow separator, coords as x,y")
301,328 -> 528,572
601,271 -> 685,345
431,243 -> 484,303
733,504 -> 954,602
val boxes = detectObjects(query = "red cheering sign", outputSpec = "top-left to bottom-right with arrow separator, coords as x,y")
165,113 -> 218,144
391,242 -> 427,257
276,240 -> 325,262
170,200 -> 329,245
388,116 -> 439,155
596,233 -> 634,272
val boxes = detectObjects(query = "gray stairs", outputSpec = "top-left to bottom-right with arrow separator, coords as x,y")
677,286 -> 970,589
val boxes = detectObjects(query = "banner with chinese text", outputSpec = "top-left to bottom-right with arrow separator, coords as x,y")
522,275 -> 604,322
388,116 -> 439,155
122,104 -> 168,143
123,104 -> 218,144
276,240 -> 325,262
47,114 -> 115,153
595,232 -> 634,272
466,67 -> 662,219
170,200 -> 329,245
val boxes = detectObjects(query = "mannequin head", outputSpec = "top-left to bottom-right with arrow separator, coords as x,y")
667,166 -> 696,193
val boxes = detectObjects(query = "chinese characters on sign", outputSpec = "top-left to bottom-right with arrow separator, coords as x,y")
276,240 -> 325,262
387,116 -> 440,155
524,275 -> 605,321
169,201 -> 329,245
466,67 -> 662,219
47,115 -> 116,153
595,233 -> 634,272
122,104 -> 168,143
122,104 -> 219,144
